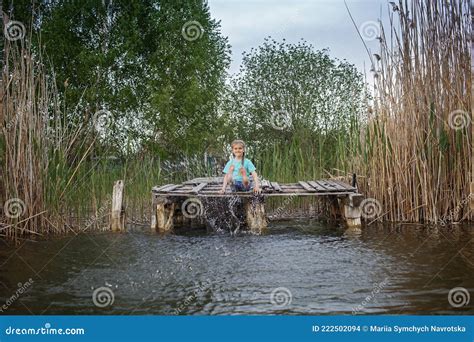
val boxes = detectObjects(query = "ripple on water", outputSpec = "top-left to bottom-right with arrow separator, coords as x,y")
0,221 -> 473,314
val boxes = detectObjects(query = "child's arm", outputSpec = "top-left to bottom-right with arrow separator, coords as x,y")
251,171 -> 261,193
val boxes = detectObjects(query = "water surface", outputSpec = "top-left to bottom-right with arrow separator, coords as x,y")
1,220 -> 473,315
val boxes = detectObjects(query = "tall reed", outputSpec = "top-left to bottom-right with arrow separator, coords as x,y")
358,0 -> 472,223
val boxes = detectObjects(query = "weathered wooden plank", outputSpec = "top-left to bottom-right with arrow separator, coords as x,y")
316,180 -> 342,191
271,182 -> 282,192
332,180 -> 356,191
324,180 -> 348,191
315,180 -> 332,191
159,184 -> 182,192
280,184 -> 309,189
192,182 -> 208,194
298,181 -> 317,192
323,180 -> 347,192
183,177 -> 223,185
307,180 -> 326,192
152,184 -> 172,192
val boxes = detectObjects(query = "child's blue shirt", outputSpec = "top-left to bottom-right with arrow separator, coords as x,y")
223,158 -> 256,181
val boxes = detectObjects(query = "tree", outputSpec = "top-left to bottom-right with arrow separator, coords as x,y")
225,39 -> 366,142
4,0 -> 230,158
223,38 -> 367,170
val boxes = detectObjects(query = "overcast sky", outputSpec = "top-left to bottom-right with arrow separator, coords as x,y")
208,0 -> 394,77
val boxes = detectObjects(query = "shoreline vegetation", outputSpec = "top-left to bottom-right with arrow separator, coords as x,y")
0,0 -> 472,241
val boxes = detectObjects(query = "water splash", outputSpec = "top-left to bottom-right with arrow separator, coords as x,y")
201,197 -> 247,235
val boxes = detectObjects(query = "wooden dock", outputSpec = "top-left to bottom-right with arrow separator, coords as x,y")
150,177 -> 364,234
152,177 -> 358,197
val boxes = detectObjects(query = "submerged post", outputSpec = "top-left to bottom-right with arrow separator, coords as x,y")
245,196 -> 267,234
111,180 -> 125,232
342,193 -> 363,229
154,197 -> 175,232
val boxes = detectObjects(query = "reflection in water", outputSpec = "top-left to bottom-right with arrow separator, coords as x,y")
0,221 -> 473,315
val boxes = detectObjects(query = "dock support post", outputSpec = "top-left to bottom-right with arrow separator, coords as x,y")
111,180 -> 125,232
155,197 -> 175,232
342,193 -> 364,229
245,196 -> 267,234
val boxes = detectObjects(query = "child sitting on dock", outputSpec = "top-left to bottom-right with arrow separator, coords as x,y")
219,140 -> 261,194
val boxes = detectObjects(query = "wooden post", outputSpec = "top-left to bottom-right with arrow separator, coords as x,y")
151,193 -> 158,231
155,197 -> 175,232
111,180 -> 125,232
342,193 -> 364,229
245,197 -> 267,234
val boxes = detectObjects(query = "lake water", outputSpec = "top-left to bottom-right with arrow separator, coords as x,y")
0,220 -> 473,315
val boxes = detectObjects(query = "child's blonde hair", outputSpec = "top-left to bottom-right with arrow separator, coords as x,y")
230,139 -> 246,160
231,139 -> 245,148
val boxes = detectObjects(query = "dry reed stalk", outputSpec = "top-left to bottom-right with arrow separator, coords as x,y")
1,17 -> 96,240
358,0 -> 472,223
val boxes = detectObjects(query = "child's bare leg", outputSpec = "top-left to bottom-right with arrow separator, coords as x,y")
226,165 -> 235,184
240,167 -> 249,187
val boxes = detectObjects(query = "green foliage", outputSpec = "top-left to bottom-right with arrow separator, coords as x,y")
6,0 -> 230,158
223,38 -> 367,176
